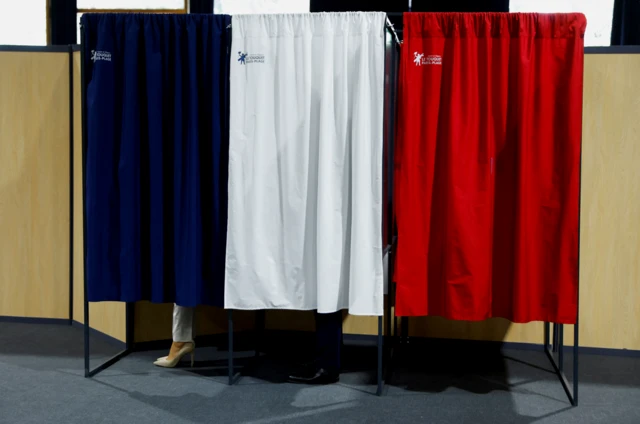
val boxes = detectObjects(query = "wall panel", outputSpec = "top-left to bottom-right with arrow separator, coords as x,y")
133,303 -> 255,343
577,53 -> 640,350
0,52 -> 70,319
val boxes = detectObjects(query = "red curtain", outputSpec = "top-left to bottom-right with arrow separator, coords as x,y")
394,13 -> 586,323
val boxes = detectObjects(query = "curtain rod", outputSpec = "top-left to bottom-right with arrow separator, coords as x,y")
227,16 -> 402,46
386,16 -> 402,46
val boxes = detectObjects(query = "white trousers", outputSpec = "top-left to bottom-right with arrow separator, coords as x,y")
172,304 -> 195,342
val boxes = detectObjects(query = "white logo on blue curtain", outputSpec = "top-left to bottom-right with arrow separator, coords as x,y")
91,50 -> 112,62
238,51 -> 264,65
414,52 -> 441,66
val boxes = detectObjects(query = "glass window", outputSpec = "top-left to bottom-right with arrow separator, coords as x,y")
77,13 -> 83,44
77,0 -> 184,9
214,0 -> 310,14
0,0 -> 47,45
510,0 -> 615,46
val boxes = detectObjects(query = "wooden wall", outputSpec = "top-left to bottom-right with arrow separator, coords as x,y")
3,51 -> 639,352
578,53 -> 640,350
0,52 -> 70,319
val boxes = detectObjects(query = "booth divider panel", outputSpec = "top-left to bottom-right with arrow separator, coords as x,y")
0,52 -> 70,320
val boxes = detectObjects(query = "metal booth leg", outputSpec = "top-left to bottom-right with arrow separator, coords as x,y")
376,315 -> 384,395
81,24 -> 133,379
84,303 -> 134,378
226,309 -> 244,385
544,321 -> 579,406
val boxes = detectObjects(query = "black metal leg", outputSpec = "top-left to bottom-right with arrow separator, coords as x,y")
226,309 -> 243,385
384,301 -> 391,352
573,322 -> 579,406
68,44 -> 74,326
386,283 -> 398,388
401,317 -> 409,344
84,302 -> 133,378
84,295 -> 90,377
376,316 -> 384,396
544,321 -> 578,406
228,309 -> 234,385
86,348 -> 132,378
385,246 -> 397,391
558,324 -> 564,373
393,315 -> 398,344
544,322 -> 550,349
255,310 -> 265,358
553,323 -> 560,353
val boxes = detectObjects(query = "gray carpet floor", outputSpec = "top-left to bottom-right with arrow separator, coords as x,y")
1,322 -> 639,424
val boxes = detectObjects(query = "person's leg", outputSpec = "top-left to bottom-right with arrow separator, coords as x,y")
172,304 -> 195,343
288,310 -> 342,384
315,310 -> 343,375
154,304 -> 195,367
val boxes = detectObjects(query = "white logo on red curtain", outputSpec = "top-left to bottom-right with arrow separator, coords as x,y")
414,52 -> 441,66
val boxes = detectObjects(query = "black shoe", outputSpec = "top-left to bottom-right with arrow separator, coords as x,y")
287,367 -> 339,385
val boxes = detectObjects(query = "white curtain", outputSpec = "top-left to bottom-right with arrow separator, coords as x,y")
225,12 -> 386,316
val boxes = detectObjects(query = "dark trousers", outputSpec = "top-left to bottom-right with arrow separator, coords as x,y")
315,311 -> 343,374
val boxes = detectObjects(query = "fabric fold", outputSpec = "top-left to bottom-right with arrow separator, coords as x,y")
394,12 -> 585,323
225,12 -> 386,315
82,13 -> 231,307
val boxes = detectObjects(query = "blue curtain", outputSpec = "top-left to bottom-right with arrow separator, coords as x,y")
611,0 -> 640,45
81,14 -> 231,307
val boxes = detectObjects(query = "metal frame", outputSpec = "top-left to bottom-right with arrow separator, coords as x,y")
540,97 -> 584,406
77,19 -> 238,383
226,19 -> 401,394
584,45 -> 640,54
68,44 -> 75,324
0,45 -> 70,52
5,11 -> 610,397
227,310 -> 243,385
80,25 -> 135,378
391,312 -> 580,405
382,10 -> 581,406
544,321 -> 579,406
376,19 -> 401,396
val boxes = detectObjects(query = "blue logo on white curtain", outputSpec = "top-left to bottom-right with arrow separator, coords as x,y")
238,51 -> 265,65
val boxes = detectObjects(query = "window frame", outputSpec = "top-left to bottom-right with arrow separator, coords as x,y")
76,0 -> 187,13
75,0 -> 188,43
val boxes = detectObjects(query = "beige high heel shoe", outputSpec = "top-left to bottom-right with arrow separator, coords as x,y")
154,342 -> 195,368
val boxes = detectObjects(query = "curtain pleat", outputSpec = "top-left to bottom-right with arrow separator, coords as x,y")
225,12 -> 386,315
394,13 -> 586,323
82,14 -> 231,307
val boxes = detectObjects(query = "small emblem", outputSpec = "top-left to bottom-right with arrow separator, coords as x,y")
91,50 -> 112,62
414,52 -> 441,66
238,51 -> 265,65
